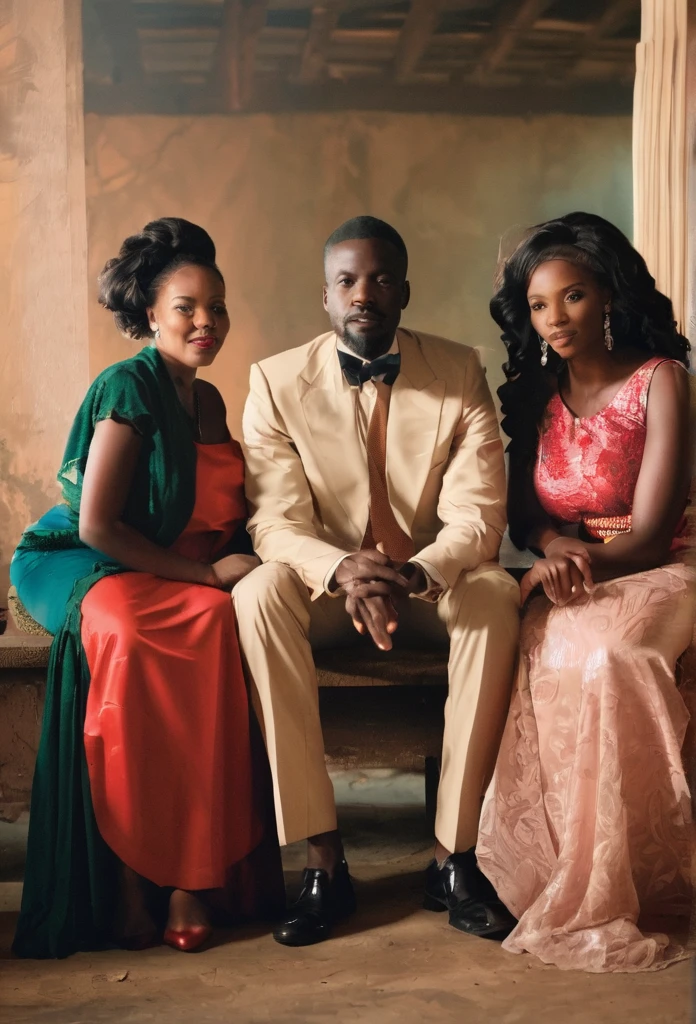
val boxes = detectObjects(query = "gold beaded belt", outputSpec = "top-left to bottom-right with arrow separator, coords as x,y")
583,514 -> 632,541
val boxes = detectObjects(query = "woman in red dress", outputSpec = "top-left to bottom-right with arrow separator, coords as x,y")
477,213 -> 695,972
11,218 -> 283,957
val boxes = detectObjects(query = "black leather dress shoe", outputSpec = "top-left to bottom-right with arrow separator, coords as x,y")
273,860 -> 356,947
424,849 -> 516,939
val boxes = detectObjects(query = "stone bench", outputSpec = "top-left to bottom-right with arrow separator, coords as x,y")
0,634 -> 52,822
313,646 -> 448,822
0,540 -> 533,820
0,622 -> 449,818
1,580 -> 457,820
3,561 -> 695,825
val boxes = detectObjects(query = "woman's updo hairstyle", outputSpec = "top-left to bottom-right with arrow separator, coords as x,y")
98,218 -> 224,339
490,212 -> 690,548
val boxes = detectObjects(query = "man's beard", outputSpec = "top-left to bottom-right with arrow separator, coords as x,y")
342,323 -> 393,361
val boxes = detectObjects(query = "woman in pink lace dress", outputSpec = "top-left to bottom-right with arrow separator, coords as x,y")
477,213 -> 695,973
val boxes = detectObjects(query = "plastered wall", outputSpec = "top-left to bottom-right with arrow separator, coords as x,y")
85,112 -> 633,436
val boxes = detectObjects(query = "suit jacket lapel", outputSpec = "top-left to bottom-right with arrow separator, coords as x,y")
300,333 -> 370,541
386,330 -> 446,536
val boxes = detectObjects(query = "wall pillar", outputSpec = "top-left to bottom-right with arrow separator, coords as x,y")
0,0 -> 89,596
632,0 -> 695,334
686,0 -> 696,348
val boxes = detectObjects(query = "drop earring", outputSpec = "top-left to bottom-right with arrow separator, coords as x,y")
603,306 -> 613,351
539,335 -> 548,367
154,327 -> 160,340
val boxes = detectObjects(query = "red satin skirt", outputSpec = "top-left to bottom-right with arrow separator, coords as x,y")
80,441 -> 282,914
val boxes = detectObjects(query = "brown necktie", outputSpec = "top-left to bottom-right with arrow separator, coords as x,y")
361,380 -> 415,563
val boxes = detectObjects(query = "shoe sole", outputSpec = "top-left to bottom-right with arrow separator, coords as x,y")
273,930 -> 330,947
447,916 -> 514,940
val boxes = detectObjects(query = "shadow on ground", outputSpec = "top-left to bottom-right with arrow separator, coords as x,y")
0,805 -> 693,1023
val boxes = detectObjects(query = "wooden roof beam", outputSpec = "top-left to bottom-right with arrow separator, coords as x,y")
240,0 -> 269,106
85,77 -> 635,118
296,3 -> 342,85
94,0 -> 144,87
394,0 -> 446,83
472,0 -> 556,83
211,0 -> 242,110
210,0 -> 268,111
566,0 -> 638,77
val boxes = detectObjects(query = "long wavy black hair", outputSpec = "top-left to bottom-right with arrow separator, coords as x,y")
490,211 -> 690,547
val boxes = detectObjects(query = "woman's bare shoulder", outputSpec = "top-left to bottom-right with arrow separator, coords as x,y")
647,359 -> 689,407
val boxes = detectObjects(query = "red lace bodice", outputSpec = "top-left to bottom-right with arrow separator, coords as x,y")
534,357 -> 687,544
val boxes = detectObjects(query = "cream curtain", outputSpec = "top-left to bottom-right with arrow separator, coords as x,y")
633,0 -> 688,331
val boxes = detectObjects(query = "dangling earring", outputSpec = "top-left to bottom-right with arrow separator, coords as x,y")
603,305 -> 613,351
154,327 -> 160,340
539,335 -> 548,367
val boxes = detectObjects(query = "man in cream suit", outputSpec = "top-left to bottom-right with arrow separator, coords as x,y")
234,217 -> 519,946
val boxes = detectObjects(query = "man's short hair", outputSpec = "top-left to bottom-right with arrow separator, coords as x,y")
323,216 -> 408,272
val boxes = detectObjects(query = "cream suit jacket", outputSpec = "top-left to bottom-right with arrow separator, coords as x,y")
242,328 -> 508,600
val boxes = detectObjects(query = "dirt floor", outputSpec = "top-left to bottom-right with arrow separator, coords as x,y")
0,804 -> 694,1024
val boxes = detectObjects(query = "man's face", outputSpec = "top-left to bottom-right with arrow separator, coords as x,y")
323,238 -> 410,360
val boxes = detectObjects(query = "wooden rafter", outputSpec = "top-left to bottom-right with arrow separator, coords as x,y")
296,3 -> 343,85
94,0 -> 143,86
211,0 -> 242,110
394,0 -> 446,83
83,0 -> 642,116
240,0 -> 268,104
566,0 -> 638,77
210,0 -> 268,111
84,76 -> 635,118
472,0 -> 556,83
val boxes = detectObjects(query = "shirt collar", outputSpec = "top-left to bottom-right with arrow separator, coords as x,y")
336,334 -> 399,364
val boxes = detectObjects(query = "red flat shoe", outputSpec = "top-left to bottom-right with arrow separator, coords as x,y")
163,925 -> 212,952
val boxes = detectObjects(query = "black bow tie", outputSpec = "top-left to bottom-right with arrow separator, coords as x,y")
338,349 -> 401,387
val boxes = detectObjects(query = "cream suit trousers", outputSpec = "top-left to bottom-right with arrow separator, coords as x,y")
233,560 -> 519,852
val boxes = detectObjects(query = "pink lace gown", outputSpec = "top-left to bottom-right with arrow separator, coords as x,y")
477,357 -> 696,972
